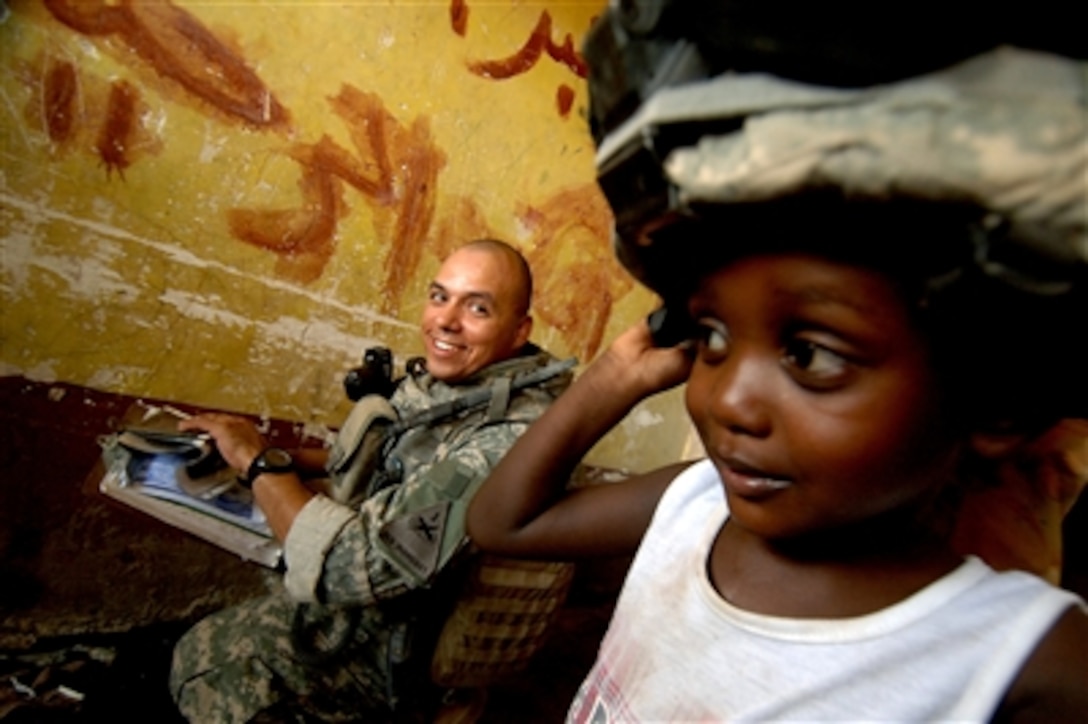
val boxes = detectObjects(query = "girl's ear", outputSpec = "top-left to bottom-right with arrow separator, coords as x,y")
968,430 -> 1030,460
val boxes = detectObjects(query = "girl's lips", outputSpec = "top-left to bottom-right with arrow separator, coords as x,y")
719,459 -> 792,497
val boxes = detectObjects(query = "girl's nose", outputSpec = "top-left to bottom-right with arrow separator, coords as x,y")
707,353 -> 774,438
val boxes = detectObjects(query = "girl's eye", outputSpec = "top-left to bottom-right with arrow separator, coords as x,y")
782,339 -> 849,387
694,318 -> 730,362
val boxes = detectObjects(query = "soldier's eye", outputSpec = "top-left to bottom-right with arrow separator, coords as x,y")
468,300 -> 492,317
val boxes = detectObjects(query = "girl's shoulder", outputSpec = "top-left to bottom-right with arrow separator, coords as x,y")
999,601 -> 1088,720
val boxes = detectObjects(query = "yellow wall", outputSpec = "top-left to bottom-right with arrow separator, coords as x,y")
1,0 -> 697,471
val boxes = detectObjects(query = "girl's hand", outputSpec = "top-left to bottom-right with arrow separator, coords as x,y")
178,413 -> 266,474
592,318 -> 694,401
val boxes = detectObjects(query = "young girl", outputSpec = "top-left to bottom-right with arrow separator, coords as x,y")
466,5 -> 1087,719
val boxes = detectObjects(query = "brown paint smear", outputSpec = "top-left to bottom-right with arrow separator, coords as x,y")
43,60 -> 78,144
430,195 -> 497,263
450,0 -> 469,37
44,0 -> 288,130
465,9 -> 588,80
229,85 -> 446,294
556,84 -> 575,118
520,184 -> 631,360
96,80 -> 139,178
228,155 -> 347,284
24,52 -> 161,166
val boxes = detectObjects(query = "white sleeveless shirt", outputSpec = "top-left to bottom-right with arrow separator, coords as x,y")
567,460 -> 1084,722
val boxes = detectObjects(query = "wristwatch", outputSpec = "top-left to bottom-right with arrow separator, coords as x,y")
240,447 -> 294,488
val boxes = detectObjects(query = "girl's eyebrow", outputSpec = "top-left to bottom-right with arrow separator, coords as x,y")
778,286 -> 876,318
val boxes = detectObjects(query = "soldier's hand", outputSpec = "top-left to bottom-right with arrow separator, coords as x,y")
178,413 -> 267,475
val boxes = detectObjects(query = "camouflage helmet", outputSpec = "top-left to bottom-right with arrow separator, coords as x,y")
582,0 -> 1087,423
583,0 -> 1085,299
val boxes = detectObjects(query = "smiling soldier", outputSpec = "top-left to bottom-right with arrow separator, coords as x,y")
169,238 -> 573,722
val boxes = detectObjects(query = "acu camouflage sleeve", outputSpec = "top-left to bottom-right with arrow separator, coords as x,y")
283,419 -> 529,606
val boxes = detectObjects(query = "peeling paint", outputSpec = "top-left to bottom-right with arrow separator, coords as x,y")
266,316 -> 380,360
198,124 -> 227,163
91,197 -> 115,221
1,191 -> 414,331
157,289 -> 250,330
86,366 -> 147,389
24,362 -> 59,382
153,289 -> 383,363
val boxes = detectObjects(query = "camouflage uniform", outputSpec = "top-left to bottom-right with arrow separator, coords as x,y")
170,346 -> 571,723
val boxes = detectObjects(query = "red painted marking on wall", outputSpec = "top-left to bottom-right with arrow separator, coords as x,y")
228,157 -> 346,284
43,60 -> 78,143
544,24 -> 587,77
228,85 -> 446,293
42,0 -> 126,35
520,183 -> 630,360
44,0 -> 288,130
430,195 -> 496,263
96,80 -> 138,179
466,10 -> 587,80
384,117 -> 444,308
556,83 -> 575,118
322,86 -> 398,203
450,0 -> 469,37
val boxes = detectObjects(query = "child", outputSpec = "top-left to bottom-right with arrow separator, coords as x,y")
466,3 -> 1086,720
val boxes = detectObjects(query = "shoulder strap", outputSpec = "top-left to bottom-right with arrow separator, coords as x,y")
328,357 -> 575,505
392,357 -> 576,434
485,376 -> 512,422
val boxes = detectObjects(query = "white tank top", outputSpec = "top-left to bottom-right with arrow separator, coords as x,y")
568,460 -> 1084,722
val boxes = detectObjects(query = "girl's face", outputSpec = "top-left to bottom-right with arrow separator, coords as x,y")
685,253 -> 959,542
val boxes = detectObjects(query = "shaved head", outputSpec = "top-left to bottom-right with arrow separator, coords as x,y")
421,238 -> 535,382
458,238 -> 533,316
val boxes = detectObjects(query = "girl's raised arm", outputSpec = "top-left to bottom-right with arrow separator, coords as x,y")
467,319 -> 695,559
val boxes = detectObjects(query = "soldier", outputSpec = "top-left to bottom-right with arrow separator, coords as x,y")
170,239 -> 572,721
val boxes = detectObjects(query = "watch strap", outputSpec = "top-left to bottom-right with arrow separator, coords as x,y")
241,447 -> 294,488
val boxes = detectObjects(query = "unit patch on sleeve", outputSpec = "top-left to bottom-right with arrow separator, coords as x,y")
377,502 -> 452,583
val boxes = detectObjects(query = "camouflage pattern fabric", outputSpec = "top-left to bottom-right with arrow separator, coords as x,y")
170,592 -> 393,722
600,47 -> 1086,265
170,347 -> 571,722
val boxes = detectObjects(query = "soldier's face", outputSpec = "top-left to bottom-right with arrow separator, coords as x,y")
421,247 -> 532,382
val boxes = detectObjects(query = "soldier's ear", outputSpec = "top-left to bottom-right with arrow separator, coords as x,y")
514,314 -> 532,349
